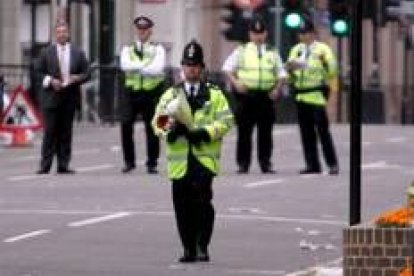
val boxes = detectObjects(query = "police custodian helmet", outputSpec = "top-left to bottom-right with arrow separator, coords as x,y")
181,39 -> 204,67
133,16 -> 154,29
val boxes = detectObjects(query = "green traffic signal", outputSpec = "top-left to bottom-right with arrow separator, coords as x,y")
284,12 -> 302,29
331,19 -> 349,36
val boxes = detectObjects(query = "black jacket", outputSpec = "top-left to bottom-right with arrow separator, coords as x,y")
37,44 -> 89,109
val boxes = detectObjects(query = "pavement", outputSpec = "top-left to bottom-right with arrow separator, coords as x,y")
0,124 -> 413,276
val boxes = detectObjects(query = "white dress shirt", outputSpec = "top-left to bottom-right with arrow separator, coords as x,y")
42,43 -> 71,88
184,82 -> 200,97
120,40 -> 166,77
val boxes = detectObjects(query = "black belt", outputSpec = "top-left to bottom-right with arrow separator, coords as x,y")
293,84 -> 328,94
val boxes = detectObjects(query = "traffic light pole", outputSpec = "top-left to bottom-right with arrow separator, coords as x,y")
273,0 -> 283,49
350,0 -> 363,226
336,37 -> 343,122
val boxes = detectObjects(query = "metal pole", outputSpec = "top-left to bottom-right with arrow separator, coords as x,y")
30,1 -> 37,106
350,0 -> 363,226
401,32 -> 408,124
337,37 -> 343,122
99,0 -> 115,123
89,1 -> 96,62
274,0 -> 282,49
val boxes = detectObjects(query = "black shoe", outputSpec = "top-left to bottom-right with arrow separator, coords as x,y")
261,166 -> 276,174
36,169 -> 49,174
328,165 -> 339,175
197,248 -> 210,262
57,168 -> 76,174
178,250 -> 197,263
122,164 -> 135,173
147,166 -> 158,174
299,168 -> 321,174
237,166 -> 248,174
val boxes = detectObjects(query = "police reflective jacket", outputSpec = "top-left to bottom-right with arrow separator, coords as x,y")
152,83 -> 234,180
236,42 -> 282,91
124,43 -> 164,91
288,41 -> 337,106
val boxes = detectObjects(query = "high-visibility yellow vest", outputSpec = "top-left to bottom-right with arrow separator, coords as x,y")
236,42 -> 281,91
288,41 -> 337,106
152,83 -> 234,179
124,44 -> 164,91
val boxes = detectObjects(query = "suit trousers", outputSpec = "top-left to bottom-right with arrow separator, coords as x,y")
40,104 -> 75,171
296,101 -> 338,170
172,156 -> 215,255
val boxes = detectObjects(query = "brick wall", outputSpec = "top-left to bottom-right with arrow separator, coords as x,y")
343,226 -> 414,275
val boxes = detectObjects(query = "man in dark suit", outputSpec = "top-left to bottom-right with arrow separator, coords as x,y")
36,21 -> 89,174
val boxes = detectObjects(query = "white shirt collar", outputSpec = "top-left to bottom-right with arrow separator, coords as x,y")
57,42 -> 70,51
135,40 -> 148,50
184,82 -> 200,96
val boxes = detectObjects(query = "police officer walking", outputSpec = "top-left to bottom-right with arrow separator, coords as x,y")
152,40 -> 234,263
119,16 -> 166,174
285,18 -> 339,175
222,15 -> 287,174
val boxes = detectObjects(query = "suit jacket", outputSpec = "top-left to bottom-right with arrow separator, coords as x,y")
37,44 -> 89,109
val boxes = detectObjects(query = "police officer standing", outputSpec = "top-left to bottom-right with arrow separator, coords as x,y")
222,15 -> 287,174
119,16 -> 166,174
285,18 -> 339,175
152,40 -> 234,263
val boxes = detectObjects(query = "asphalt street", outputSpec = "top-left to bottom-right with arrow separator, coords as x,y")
0,124 -> 413,276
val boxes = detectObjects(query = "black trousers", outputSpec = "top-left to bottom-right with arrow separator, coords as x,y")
40,104 -> 75,171
235,92 -> 275,170
172,157 -> 215,255
296,101 -> 338,170
120,89 -> 160,168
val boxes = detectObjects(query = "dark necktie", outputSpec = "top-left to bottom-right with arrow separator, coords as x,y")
188,85 -> 196,111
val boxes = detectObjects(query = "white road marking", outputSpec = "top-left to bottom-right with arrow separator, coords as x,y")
386,136 -> 406,143
362,161 -> 400,170
0,209 -> 345,226
170,265 -> 286,275
7,164 -> 115,181
228,207 -> 266,214
11,148 -> 101,163
228,269 -> 285,275
7,174 -> 47,181
219,214 -> 345,226
285,257 -> 342,275
76,164 -> 115,172
110,145 -> 121,152
3,229 -> 51,243
67,212 -> 132,227
243,178 -> 284,188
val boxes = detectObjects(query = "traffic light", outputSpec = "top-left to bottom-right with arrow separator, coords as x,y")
220,3 -> 248,42
329,0 -> 350,37
282,0 -> 304,30
381,0 -> 401,25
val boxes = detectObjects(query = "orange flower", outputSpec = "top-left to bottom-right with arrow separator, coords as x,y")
374,207 -> 414,228
399,267 -> 412,276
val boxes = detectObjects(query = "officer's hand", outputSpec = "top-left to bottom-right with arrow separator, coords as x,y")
166,123 -> 189,143
234,81 -> 248,94
188,128 -> 210,147
68,74 -> 83,85
269,88 -> 280,101
50,78 -> 63,91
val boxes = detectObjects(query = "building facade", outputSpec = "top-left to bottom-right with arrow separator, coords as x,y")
0,0 -> 412,123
